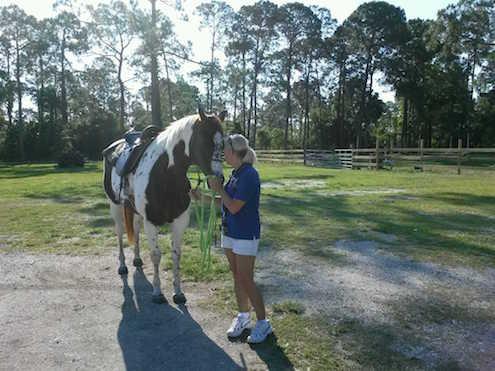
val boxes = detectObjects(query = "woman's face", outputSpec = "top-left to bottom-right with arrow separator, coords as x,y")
224,146 -> 236,166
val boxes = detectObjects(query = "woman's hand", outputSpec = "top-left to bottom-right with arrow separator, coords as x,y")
189,188 -> 201,201
207,176 -> 223,193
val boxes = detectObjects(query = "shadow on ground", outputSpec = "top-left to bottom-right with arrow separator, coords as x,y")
118,269 -> 240,370
0,162 -> 99,179
118,269 -> 294,370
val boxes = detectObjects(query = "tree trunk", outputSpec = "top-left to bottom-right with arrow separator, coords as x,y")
118,49 -> 126,132
358,51 -> 372,143
246,88 -> 254,141
15,34 -> 24,159
303,61 -> 311,154
61,29 -> 68,127
336,60 -> 346,147
163,51 -> 173,124
315,66 -> 324,147
233,83 -> 238,129
401,97 -> 408,147
37,55 -> 44,127
252,37 -> 260,148
284,44 -> 293,149
242,50 -> 246,136
150,0 -> 162,127
209,27 -> 216,112
5,47 -> 13,128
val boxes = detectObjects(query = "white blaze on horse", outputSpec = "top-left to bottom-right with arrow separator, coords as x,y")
102,108 -> 225,304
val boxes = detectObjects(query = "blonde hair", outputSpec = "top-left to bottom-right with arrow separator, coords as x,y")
225,134 -> 257,164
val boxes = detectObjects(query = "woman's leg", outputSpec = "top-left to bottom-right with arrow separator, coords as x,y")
235,254 -> 266,320
224,248 -> 249,313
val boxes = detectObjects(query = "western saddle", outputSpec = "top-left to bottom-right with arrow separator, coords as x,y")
102,125 -> 161,177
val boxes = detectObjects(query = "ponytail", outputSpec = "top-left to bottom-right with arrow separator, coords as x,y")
242,147 -> 257,164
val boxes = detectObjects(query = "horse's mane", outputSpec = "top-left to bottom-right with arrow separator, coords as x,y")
154,114 -> 199,163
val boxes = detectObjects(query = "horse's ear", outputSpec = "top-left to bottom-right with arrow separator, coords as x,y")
198,105 -> 206,122
219,110 -> 228,123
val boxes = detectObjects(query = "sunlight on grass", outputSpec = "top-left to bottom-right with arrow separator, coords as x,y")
0,161 -> 494,270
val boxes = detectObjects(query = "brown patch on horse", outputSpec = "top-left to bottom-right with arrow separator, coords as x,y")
145,140 -> 192,225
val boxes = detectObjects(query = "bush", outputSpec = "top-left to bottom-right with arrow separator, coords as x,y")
57,148 -> 86,167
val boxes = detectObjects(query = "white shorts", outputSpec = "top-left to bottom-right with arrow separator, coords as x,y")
222,235 -> 260,257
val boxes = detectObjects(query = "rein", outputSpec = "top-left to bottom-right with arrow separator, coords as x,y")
191,166 -> 220,271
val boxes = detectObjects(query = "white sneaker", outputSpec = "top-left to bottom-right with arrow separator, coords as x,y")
226,314 -> 250,337
247,320 -> 272,343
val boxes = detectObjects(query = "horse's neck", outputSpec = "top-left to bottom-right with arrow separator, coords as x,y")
159,117 -> 195,167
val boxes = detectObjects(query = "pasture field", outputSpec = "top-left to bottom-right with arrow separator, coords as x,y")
0,161 -> 494,369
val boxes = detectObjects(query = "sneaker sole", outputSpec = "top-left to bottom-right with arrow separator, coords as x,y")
247,327 -> 273,344
227,323 -> 250,337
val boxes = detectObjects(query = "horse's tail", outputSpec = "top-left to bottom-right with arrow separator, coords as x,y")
123,202 -> 135,245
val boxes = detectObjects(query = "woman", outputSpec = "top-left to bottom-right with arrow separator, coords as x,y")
192,134 -> 272,344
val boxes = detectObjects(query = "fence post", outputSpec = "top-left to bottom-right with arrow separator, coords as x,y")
375,137 -> 379,170
457,139 -> 462,175
420,139 -> 424,169
350,144 -> 354,169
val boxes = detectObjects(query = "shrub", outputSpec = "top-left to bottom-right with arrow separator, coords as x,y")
57,148 -> 85,167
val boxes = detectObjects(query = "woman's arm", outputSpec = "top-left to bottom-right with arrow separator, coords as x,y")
208,177 -> 245,215
217,188 -> 245,215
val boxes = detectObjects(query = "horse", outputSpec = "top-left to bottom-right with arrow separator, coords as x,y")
102,108 -> 225,304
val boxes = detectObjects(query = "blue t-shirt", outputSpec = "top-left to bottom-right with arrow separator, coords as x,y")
222,163 -> 260,240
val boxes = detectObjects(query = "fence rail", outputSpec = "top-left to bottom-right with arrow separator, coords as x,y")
257,145 -> 495,173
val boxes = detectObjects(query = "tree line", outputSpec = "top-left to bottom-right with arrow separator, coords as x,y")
0,0 -> 494,162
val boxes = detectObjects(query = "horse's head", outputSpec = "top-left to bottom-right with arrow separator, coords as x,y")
190,108 -> 226,177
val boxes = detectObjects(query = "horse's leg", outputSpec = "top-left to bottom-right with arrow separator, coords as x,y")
171,207 -> 190,304
110,202 -> 128,275
133,213 -> 143,267
144,219 -> 167,304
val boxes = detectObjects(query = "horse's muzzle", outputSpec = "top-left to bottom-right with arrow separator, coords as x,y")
211,160 -> 223,178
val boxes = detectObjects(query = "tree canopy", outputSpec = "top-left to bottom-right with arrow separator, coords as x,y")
0,0 -> 494,161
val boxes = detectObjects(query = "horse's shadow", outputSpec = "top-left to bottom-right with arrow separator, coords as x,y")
118,269 -> 241,370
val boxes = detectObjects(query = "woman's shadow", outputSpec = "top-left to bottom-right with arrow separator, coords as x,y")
118,268 -> 241,370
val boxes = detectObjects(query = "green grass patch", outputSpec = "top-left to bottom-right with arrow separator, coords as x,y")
255,162 -> 495,268
272,300 -> 306,315
200,285 -> 346,369
1,160 -> 493,269
0,161 -> 230,281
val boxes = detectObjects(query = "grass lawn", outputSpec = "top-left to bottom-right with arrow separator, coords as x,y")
1,160 -> 494,369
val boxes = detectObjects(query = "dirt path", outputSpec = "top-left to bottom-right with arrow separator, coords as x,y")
1,240 -> 494,370
0,251 -> 270,371
257,239 -> 495,370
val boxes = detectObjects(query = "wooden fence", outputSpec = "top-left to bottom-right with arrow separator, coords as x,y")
256,149 -> 343,168
257,143 -> 495,173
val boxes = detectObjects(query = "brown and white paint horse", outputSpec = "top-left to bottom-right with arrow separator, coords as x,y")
103,109 -> 225,304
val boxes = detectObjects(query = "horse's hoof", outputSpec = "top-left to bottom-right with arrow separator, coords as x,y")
133,258 -> 143,267
118,266 -> 128,275
152,294 -> 167,304
173,293 -> 187,304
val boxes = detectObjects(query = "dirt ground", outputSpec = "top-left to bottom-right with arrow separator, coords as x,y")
1,238 -> 494,370
0,251 -> 268,370
257,239 -> 495,370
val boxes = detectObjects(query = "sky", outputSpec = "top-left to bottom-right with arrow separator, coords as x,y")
4,0 -> 456,102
